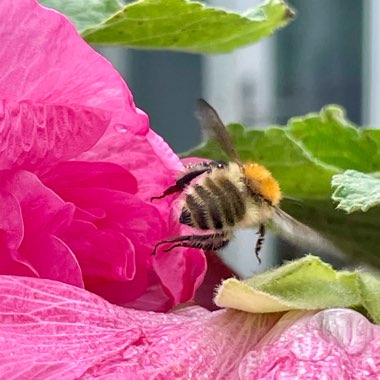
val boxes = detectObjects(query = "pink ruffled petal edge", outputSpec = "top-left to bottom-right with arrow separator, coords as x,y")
1,276 -> 379,379
0,0 -> 148,170
0,170 -> 83,287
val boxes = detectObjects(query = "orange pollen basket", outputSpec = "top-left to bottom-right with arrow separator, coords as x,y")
243,163 -> 281,205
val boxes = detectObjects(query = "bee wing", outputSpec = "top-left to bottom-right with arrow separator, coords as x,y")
195,99 -> 243,167
270,206 -> 344,258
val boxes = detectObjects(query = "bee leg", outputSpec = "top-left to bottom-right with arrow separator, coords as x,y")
151,161 -> 226,201
163,236 -> 230,252
152,232 -> 230,255
153,235 -> 192,255
254,224 -> 265,264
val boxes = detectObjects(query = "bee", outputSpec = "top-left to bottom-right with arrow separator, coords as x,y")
151,99 -> 338,263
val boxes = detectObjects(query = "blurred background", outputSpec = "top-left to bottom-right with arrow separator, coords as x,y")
98,0 -> 376,276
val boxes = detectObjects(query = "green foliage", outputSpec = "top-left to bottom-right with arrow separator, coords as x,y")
185,106 -> 380,267
83,0 -> 294,53
215,256 -> 380,324
42,0 -> 294,53
332,170 -> 380,213
40,0 -> 122,32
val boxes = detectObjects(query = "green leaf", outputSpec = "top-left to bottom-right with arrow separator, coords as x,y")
358,273 -> 380,323
184,105 -> 380,268
40,0 -> 123,32
81,0 -> 295,53
332,170 -> 380,213
215,255 -> 380,324
280,198 -> 380,268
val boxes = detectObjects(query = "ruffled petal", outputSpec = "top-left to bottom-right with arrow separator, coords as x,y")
41,161 -> 138,195
1,276 -> 379,379
0,276 -> 279,378
62,220 -> 136,282
0,0 -> 148,171
78,129 -> 183,206
239,309 -> 380,379
0,170 -> 83,286
153,248 -> 206,305
54,187 -> 166,257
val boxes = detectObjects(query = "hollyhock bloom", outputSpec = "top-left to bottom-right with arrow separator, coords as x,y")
1,275 -> 379,379
0,0 -> 206,311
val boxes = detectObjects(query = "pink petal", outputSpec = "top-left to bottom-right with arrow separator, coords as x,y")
0,0 -> 148,171
1,276 -> 380,379
41,161 -> 138,195
46,185 -> 168,304
124,279 -> 173,312
54,187 -> 167,257
79,129 -> 183,206
153,248 -> 206,305
1,171 -> 75,235
0,170 -> 83,287
0,276 -> 280,379
0,100 -> 108,172
149,202 -> 207,307
21,234 -> 83,288
0,188 -> 23,251
0,276 -> 145,379
145,129 -> 184,175
239,309 -> 380,379
40,155 -> 206,308
85,256 -> 148,305
61,220 -> 136,282
0,191 -> 39,276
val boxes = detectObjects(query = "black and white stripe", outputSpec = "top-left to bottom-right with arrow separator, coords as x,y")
180,176 -> 246,230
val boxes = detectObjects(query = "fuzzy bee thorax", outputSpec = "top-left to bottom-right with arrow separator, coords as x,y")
243,162 -> 281,206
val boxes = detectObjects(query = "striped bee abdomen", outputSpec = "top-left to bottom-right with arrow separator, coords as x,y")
180,176 -> 246,230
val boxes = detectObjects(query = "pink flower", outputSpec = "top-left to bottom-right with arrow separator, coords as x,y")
0,0 -> 206,311
1,275 -> 379,379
